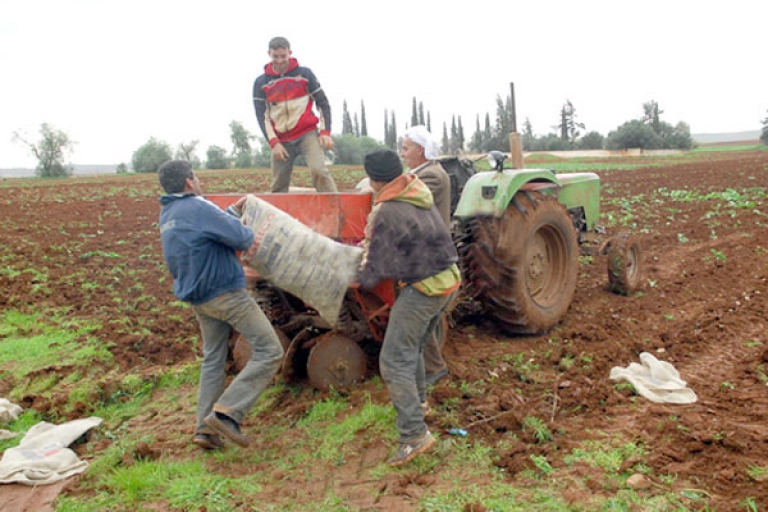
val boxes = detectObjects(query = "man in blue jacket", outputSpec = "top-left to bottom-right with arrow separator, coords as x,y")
158,160 -> 283,450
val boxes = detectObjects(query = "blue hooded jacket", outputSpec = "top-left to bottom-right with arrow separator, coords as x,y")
159,194 -> 254,305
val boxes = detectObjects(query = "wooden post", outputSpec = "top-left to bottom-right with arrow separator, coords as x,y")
509,132 -> 524,169
508,82 -> 524,169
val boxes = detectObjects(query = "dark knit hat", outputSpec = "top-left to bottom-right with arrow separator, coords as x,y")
364,149 -> 403,182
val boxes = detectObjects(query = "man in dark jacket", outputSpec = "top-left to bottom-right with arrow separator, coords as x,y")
358,150 -> 461,466
158,160 -> 283,450
252,36 -> 337,193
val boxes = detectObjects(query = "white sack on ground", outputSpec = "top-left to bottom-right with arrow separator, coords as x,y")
0,417 -> 102,485
240,195 -> 363,326
609,352 -> 697,404
0,398 -> 23,423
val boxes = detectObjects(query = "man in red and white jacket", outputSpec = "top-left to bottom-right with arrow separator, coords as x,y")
253,36 -> 338,193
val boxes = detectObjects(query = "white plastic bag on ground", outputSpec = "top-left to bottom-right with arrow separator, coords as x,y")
240,195 -> 363,326
609,352 -> 697,404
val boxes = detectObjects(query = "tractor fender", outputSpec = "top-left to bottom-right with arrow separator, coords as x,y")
453,168 -> 561,220
453,169 -> 601,231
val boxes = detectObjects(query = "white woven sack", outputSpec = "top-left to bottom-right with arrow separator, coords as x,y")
240,195 -> 363,326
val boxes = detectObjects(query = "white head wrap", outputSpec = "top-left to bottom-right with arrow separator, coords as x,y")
404,125 -> 441,160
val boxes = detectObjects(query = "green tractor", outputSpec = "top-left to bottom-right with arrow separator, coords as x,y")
443,150 -> 642,334
212,150 -> 642,390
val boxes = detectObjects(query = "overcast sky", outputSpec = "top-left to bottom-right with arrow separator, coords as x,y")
1,0 -> 765,168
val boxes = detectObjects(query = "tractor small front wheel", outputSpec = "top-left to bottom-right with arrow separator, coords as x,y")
604,232 -> 643,295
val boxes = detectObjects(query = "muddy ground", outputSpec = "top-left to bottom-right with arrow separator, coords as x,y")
1,149 -> 767,511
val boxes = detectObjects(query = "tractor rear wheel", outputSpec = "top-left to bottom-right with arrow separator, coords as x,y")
466,191 -> 579,334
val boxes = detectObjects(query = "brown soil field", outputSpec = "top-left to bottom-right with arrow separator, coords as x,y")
1,149 -> 767,511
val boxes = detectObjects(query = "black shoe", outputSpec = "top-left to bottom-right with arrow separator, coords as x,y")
204,412 -> 249,447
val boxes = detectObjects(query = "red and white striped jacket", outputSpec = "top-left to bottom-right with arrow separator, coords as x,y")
252,58 -> 331,147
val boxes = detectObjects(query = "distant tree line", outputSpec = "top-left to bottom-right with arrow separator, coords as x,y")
336,96 -> 694,158
25,96 -> 764,177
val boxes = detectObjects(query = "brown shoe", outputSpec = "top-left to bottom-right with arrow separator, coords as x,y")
387,430 -> 437,467
193,432 -> 224,450
204,412 -> 249,447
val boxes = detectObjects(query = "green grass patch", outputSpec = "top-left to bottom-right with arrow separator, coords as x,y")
0,409 -> 44,452
57,458 -> 248,512
156,363 -> 200,389
522,416 -> 553,443
296,392 -> 349,427
301,395 -> 397,463
0,310 -> 110,381
747,464 -> 768,480
421,481 -> 522,511
90,370 -> 190,427
563,439 -> 646,473
655,186 -> 765,208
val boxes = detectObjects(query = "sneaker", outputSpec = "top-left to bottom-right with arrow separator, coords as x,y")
192,432 -> 225,450
204,412 -> 250,447
387,431 -> 437,467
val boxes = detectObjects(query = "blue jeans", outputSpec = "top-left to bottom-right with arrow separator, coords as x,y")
271,131 -> 338,193
192,289 -> 283,432
379,286 -> 455,443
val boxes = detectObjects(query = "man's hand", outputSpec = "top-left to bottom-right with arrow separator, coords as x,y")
273,142 -> 289,161
230,196 -> 248,216
319,134 -> 334,150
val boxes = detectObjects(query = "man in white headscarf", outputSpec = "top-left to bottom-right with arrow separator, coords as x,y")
400,126 -> 451,228
400,126 -> 455,386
